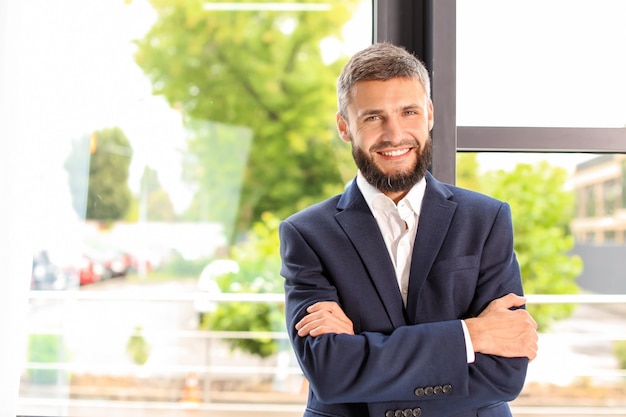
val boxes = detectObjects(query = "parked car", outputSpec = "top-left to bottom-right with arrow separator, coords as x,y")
31,250 -> 79,291
76,253 -> 108,285
78,247 -> 135,285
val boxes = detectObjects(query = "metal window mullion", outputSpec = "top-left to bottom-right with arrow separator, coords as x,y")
457,126 -> 626,153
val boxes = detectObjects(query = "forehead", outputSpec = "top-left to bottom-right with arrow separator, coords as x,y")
348,78 -> 428,108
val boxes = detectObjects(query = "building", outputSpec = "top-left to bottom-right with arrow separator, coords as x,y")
570,154 -> 626,293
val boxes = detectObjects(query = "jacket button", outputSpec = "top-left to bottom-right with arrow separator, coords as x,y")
434,385 -> 443,395
394,410 -> 403,417
443,384 -> 453,394
412,408 -> 422,417
414,387 -> 425,396
385,411 -> 394,417
424,386 -> 434,395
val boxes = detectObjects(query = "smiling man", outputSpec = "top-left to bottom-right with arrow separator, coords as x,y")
279,42 -> 538,417
339,76 -> 433,203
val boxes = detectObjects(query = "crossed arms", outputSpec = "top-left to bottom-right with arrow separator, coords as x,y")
297,293 -> 538,361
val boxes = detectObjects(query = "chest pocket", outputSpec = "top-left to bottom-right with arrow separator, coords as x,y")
416,255 -> 481,322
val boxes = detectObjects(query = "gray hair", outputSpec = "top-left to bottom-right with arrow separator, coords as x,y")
337,42 -> 431,119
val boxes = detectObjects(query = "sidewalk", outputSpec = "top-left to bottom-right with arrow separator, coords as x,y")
525,303 -> 625,386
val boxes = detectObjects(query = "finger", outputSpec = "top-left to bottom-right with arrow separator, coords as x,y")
494,293 -> 527,309
296,316 -> 325,336
297,311 -> 353,336
297,318 -> 339,337
296,309 -> 338,333
306,302 -> 351,325
295,310 -> 324,331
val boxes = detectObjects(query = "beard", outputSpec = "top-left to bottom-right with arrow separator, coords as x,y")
352,136 -> 432,193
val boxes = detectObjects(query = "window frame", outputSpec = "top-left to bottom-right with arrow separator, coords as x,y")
375,0 -> 626,184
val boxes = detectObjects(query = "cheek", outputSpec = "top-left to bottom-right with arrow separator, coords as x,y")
351,130 -> 373,150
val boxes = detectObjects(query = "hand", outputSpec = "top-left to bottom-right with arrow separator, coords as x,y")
295,301 -> 355,337
465,293 -> 538,361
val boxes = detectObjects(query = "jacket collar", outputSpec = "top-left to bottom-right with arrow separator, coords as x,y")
335,172 -> 457,325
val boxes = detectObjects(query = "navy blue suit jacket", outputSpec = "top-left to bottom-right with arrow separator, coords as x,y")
279,172 -> 528,417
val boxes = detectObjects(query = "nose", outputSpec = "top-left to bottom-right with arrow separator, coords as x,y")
383,116 -> 404,142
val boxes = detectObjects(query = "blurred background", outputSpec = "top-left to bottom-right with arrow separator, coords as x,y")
1,0 -> 625,416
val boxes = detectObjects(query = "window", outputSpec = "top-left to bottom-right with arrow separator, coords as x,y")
453,1 -> 626,412
1,1 -> 372,415
4,0 -> 626,415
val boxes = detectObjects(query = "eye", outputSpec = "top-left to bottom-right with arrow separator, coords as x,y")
364,115 -> 380,121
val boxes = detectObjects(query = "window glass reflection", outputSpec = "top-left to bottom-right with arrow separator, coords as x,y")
17,0 -> 372,415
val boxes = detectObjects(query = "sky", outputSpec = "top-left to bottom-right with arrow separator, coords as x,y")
456,0 -> 626,129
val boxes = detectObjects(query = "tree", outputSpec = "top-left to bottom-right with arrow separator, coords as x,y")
455,153 -> 482,191
134,0 -> 359,237
139,166 -> 177,221
457,155 -> 582,329
65,127 -> 134,224
482,161 -> 582,330
180,120 -> 252,240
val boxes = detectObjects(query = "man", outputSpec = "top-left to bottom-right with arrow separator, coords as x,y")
279,42 -> 538,417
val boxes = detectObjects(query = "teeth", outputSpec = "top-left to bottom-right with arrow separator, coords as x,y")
382,149 -> 410,157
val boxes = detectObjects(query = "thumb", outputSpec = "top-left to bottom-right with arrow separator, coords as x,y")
498,293 -> 527,309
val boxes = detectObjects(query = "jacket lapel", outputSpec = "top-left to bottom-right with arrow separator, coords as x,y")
336,180 -> 407,329
405,173 -> 457,323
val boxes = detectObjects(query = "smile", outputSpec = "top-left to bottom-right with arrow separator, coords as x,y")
380,148 -> 411,157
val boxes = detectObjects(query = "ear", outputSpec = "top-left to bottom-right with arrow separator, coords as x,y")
336,112 -> 351,143
427,100 -> 434,131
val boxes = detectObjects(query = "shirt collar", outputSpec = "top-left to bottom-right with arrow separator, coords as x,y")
356,171 -> 427,218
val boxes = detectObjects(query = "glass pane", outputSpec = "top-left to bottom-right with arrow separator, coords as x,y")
457,152 -> 626,409
457,0 -> 626,128
11,0 -> 372,415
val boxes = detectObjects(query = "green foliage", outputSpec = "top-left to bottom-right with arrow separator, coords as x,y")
455,153 -> 482,191
158,251 -> 210,277
139,166 -> 178,221
126,326 -> 151,365
613,340 -> 626,368
204,212 -> 284,358
27,334 -> 67,384
134,0 -> 359,237
65,127 -> 134,223
482,161 -> 583,330
180,120 -> 252,240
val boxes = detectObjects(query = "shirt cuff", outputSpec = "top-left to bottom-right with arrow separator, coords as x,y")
461,320 -> 476,364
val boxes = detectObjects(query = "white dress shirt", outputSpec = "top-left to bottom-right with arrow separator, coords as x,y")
356,172 -> 475,363
357,173 -> 424,306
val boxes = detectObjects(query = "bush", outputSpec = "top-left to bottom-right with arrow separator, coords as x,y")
613,340 -> 626,368
204,213 -> 285,358
27,334 -> 68,385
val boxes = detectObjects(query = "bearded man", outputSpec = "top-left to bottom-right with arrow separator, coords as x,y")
279,42 -> 538,417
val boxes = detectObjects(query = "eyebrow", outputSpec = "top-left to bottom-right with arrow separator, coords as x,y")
357,103 -> 423,119
357,109 -> 384,119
